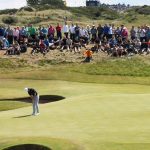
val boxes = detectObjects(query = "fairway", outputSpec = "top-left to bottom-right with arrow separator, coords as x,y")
0,79 -> 150,150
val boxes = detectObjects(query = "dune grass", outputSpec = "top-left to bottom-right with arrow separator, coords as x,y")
1,57 -> 150,85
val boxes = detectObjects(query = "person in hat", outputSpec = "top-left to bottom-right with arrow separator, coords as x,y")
24,87 -> 40,116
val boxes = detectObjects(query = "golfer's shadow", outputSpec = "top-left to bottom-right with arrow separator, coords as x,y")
14,115 -> 32,118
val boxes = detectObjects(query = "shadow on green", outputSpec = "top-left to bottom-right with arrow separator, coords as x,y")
3,144 -> 51,150
0,95 -> 65,104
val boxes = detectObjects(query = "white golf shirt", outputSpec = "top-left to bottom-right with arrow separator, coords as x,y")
63,25 -> 69,33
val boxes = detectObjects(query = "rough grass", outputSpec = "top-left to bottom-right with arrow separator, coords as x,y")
1,57 -> 150,84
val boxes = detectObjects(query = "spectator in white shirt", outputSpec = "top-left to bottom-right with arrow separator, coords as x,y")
63,22 -> 69,38
13,27 -> 19,41
140,26 -> 146,42
69,23 -> 75,41
80,27 -> 86,38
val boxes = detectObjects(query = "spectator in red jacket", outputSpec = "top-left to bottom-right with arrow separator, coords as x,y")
48,25 -> 55,38
56,23 -> 62,40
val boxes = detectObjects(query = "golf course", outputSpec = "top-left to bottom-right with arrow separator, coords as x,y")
0,56 -> 150,150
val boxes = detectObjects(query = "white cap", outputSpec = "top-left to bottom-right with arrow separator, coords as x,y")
24,87 -> 28,92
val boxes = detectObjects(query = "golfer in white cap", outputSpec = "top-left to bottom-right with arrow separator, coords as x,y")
24,87 -> 40,116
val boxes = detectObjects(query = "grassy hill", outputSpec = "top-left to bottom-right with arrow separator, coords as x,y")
0,5 -> 149,27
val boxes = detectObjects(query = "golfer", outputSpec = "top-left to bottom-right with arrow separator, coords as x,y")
24,87 -> 40,116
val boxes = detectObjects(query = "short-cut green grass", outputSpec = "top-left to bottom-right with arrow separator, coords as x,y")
1,79 -> 150,150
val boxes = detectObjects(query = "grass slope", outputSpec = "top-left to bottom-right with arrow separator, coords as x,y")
1,80 -> 150,150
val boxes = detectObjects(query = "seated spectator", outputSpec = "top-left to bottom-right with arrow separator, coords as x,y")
60,37 -> 67,51
39,40 -> 48,56
83,48 -> 93,62
44,37 -> 50,48
72,38 -> 81,53
66,37 -> 72,51
31,42 -> 39,55
20,42 -> 27,53
5,41 -> 20,55
109,36 -> 117,48
2,38 -> 9,49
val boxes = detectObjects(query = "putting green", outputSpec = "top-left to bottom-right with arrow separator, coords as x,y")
0,79 -> 150,150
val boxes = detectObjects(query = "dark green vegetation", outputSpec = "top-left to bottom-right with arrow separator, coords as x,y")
67,6 -> 120,20
26,0 -> 65,8
128,5 -> 150,15
2,16 -> 18,25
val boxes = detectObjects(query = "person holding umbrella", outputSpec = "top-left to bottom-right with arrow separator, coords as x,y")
24,87 -> 40,116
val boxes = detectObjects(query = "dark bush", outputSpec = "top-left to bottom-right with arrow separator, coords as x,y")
2,16 -> 18,24
95,11 -> 101,17
68,6 -> 120,20
133,6 -> 150,15
0,9 -> 18,15
28,17 -> 42,24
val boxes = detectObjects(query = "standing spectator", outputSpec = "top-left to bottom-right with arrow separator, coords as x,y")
97,24 -> 104,40
146,26 -> 150,42
115,26 -> 121,38
121,27 -> 128,41
63,22 -> 69,38
108,24 -> 113,39
0,26 -> 5,40
139,26 -> 146,42
75,23 -> 80,40
86,25 -> 91,40
41,26 -> 48,38
80,27 -> 87,39
6,26 -> 13,45
56,23 -> 62,40
91,25 -> 97,42
48,25 -> 55,38
130,26 -> 137,40
69,23 -> 75,41
19,26 -> 28,43
13,27 -> 19,41
137,26 -> 141,40
28,25 -> 36,39
103,24 -> 109,39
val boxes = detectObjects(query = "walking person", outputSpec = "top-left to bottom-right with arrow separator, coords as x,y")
24,87 -> 40,116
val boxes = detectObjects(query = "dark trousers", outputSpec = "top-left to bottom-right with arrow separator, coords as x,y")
57,31 -> 62,40
70,33 -> 75,41
8,35 -> 13,45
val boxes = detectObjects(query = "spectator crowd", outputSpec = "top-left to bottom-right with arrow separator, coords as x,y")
0,22 -> 150,62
